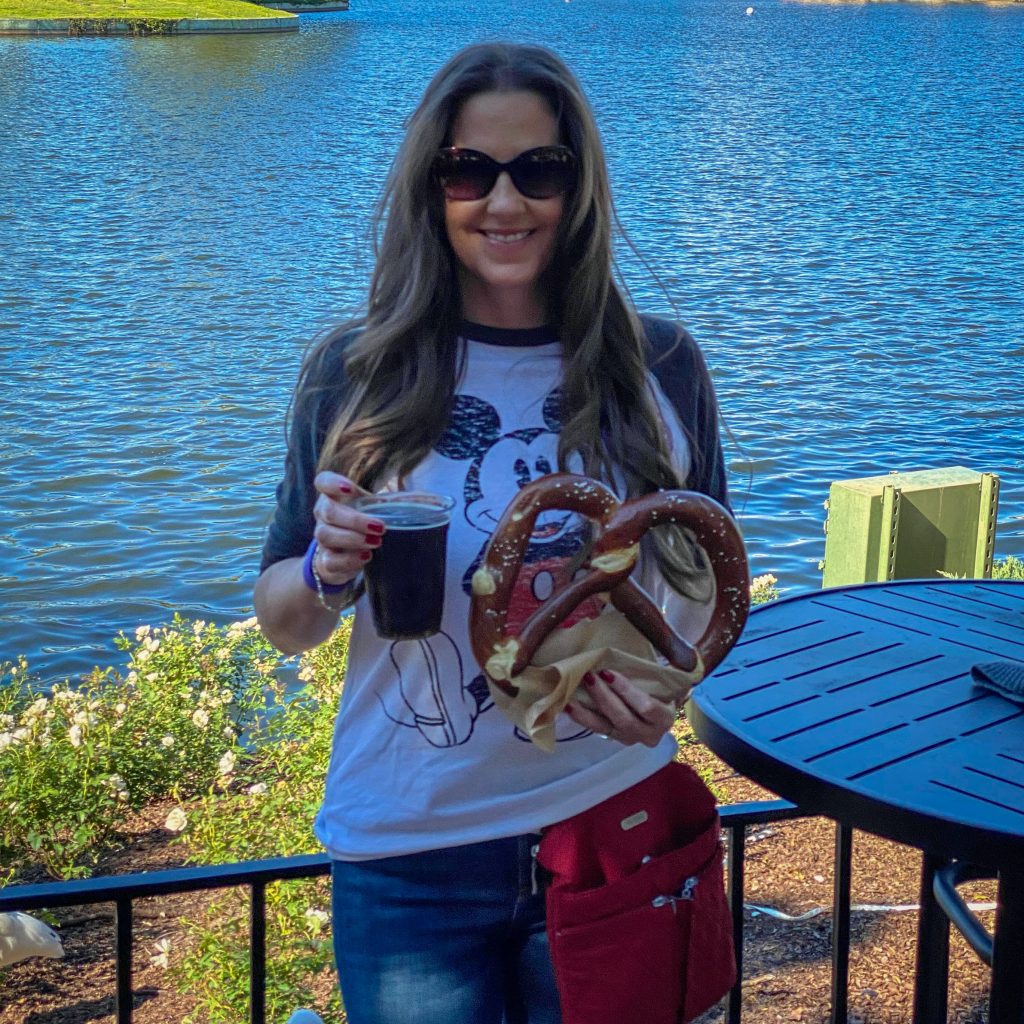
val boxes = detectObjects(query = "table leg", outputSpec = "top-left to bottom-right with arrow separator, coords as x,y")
830,824 -> 853,1024
912,852 -> 949,1024
989,868 -> 1024,1024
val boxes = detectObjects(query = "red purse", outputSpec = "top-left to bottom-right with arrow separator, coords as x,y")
537,761 -> 736,1024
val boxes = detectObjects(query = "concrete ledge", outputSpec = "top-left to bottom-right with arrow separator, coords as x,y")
0,14 -> 298,33
261,1 -> 347,9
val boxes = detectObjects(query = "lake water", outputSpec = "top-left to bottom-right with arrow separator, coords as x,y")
1,0 -> 1022,684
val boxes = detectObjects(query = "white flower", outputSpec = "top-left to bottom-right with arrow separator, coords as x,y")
145,637 -> 160,653
150,936 -> 172,968
68,724 -> 84,748
145,672 -> 158,682
161,735 -> 175,749
192,620 -> 206,636
222,725 -> 236,741
191,709 -> 210,729
164,808 -> 187,833
25,697 -> 49,720
107,774 -> 129,801
135,625 -> 151,640
136,649 -> 151,665
72,710 -> 97,729
0,713 -> 14,729
0,732 -> 14,752
215,648 -> 230,662
12,727 -> 30,743
115,702 -> 128,715
218,750 -> 236,776
126,671 -> 138,685
304,908 -> 329,933
247,782 -> 268,796
751,573 -> 777,588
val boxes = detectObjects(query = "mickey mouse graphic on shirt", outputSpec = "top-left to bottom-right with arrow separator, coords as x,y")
375,388 -> 597,747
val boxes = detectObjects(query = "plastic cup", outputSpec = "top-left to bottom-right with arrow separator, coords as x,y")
353,491 -> 456,640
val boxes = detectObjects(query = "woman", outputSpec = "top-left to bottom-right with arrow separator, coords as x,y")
255,41 -> 729,1024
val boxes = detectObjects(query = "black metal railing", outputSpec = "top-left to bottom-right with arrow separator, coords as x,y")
0,800 -> 866,1024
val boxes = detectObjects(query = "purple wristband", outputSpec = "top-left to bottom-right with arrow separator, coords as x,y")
302,539 -> 349,594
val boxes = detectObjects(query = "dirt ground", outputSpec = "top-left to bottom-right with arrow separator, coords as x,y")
0,752 -> 997,1024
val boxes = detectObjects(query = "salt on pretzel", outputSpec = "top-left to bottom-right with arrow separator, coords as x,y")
469,473 -> 750,697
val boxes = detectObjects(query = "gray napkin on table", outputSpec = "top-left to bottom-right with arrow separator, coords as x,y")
971,662 -> 1024,703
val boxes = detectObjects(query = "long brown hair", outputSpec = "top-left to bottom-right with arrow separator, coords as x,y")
299,42 -> 713,600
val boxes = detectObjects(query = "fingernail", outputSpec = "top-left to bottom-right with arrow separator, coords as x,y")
583,672 -> 596,687
565,704 -> 576,717
339,483 -> 353,494
359,551 -> 372,562
365,536 -> 382,548
599,670 -> 615,684
365,521 -> 385,535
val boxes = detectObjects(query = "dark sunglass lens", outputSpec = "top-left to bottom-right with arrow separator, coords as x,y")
512,160 -> 572,199
510,149 -> 575,199
436,154 -> 496,200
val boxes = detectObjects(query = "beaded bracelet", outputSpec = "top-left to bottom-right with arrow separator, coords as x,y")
302,539 -> 358,612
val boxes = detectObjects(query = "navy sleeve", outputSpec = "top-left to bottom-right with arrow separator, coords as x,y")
640,314 -> 730,513
259,334 -> 353,574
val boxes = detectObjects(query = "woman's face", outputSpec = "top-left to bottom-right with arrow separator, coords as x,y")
443,90 -> 564,328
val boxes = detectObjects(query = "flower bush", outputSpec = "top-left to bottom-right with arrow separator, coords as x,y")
0,615 -> 279,879
170,620 -> 351,1023
750,573 -> 780,605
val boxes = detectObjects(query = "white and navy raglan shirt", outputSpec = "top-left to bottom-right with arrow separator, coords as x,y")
260,316 -> 730,861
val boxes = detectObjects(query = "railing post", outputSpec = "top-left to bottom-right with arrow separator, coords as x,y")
831,824 -> 853,1024
115,895 -> 134,1024
726,822 -> 746,1024
251,880 -> 267,1024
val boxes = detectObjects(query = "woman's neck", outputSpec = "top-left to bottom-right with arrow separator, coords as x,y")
458,281 -> 548,330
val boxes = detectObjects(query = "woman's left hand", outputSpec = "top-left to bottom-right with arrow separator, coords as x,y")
564,670 -> 677,748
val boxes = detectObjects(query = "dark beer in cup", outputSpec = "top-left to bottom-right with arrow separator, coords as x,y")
353,492 -> 455,640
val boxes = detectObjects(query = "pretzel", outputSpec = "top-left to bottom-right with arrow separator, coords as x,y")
469,473 -> 750,697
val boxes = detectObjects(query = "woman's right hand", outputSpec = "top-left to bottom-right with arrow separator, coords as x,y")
312,471 -> 386,586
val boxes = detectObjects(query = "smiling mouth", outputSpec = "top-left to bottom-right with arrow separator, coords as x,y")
483,230 -> 532,243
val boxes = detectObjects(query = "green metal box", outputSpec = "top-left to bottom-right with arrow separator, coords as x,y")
821,466 -> 1000,589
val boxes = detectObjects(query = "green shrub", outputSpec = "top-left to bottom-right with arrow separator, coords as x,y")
169,620 -> 351,1023
750,573 -> 780,605
0,615 -> 280,879
992,555 -> 1024,580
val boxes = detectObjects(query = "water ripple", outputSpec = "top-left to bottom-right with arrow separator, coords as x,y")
1,0 -> 1022,682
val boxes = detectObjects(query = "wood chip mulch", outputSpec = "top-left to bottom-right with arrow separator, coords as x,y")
0,749 -> 997,1024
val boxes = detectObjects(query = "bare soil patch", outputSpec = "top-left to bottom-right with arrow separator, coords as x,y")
1,754 -> 996,1024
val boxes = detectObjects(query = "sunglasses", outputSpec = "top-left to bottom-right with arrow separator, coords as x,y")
432,145 -> 577,201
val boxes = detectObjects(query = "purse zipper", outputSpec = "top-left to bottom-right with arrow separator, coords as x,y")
651,874 -> 699,912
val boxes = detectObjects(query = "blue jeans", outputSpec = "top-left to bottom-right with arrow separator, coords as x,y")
331,834 -> 561,1024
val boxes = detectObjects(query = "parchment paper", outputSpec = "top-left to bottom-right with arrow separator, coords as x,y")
487,609 -> 705,751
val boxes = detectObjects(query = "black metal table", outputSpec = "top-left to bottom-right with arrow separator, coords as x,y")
687,579 -> 1024,1024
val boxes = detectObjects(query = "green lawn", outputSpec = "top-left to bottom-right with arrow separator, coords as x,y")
0,0 -> 291,18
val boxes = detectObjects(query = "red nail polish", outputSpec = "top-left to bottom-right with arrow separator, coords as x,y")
365,521 -> 385,535
583,672 -> 596,687
565,704 -> 576,717
339,484 -> 353,494
365,536 -> 382,548
360,551 -> 372,562
599,670 -> 615,684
